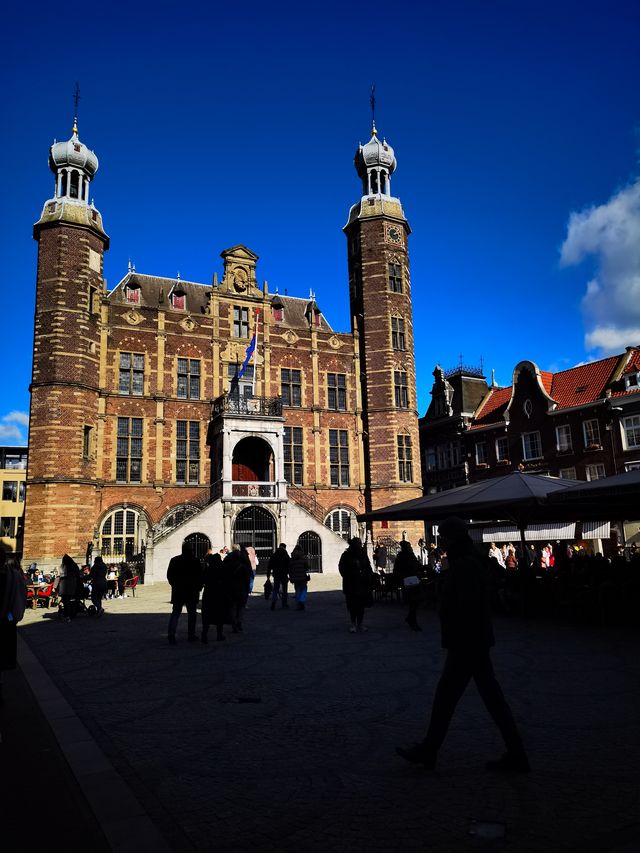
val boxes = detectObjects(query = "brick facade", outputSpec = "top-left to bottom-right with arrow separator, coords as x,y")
24,124 -> 425,568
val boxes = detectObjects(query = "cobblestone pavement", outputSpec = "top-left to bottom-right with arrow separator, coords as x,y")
18,576 -> 640,853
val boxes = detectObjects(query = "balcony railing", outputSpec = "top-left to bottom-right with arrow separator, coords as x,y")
232,481 -> 277,498
212,394 -> 283,418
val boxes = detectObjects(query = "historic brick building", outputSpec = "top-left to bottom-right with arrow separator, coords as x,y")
419,354 -> 640,542
24,116 -> 423,578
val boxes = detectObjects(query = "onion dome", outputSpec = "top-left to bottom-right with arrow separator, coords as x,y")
354,123 -> 396,196
49,121 -> 98,179
355,126 -> 396,179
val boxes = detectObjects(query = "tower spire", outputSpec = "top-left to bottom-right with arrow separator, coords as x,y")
72,82 -> 81,136
370,83 -> 377,136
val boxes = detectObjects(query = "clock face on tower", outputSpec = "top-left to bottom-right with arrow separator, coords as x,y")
386,225 -> 402,244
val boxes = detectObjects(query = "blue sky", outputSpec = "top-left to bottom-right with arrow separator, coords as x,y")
2,0 -> 640,446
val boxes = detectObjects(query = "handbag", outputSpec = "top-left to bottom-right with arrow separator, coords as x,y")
263,578 -> 273,600
403,575 -> 420,588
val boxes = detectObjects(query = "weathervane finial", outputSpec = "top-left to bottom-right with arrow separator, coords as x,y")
370,83 -> 377,135
72,82 -> 81,135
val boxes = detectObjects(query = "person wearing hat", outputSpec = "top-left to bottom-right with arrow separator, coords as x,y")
396,515 -> 530,772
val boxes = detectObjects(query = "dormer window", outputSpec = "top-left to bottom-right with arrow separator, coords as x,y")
171,290 -> 186,310
124,285 -> 140,304
313,311 -> 321,328
624,372 -> 639,389
273,306 -> 284,322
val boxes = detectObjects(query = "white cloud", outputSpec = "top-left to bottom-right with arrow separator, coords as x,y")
0,411 -> 29,444
560,178 -> 640,354
4,411 -> 29,427
0,423 -> 24,442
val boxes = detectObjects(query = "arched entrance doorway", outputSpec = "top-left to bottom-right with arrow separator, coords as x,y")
297,530 -> 322,573
233,506 -> 276,571
184,532 -> 211,561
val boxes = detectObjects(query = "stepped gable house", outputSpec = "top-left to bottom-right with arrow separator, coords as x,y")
420,353 -> 640,492
24,114 -> 423,578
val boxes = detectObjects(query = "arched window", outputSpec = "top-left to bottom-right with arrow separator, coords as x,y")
324,508 -> 356,541
100,507 -> 142,559
70,170 -> 80,199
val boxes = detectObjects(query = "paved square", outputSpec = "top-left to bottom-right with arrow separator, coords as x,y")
19,576 -> 640,852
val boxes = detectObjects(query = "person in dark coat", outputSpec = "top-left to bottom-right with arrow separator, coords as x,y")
59,554 -> 81,621
167,543 -> 204,644
267,543 -> 290,610
89,556 -> 108,615
225,545 -> 253,632
338,537 -> 375,633
396,516 -> 530,772
288,545 -> 311,611
393,540 -> 423,631
201,548 -> 232,643
1,552 -> 27,702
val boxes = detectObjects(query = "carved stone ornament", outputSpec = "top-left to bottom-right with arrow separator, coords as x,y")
179,315 -> 196,332
124,309 -> 144,326
328,335 -> 344,350
284,330 -> 299,345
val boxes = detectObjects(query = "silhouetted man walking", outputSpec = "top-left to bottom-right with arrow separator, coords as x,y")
167,543 -> 204,645
396,516 -> 530,772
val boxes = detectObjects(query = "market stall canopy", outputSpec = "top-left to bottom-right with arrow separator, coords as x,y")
357,471 -> 582,525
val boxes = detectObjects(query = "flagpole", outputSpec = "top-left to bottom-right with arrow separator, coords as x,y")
252,309 -> 259,396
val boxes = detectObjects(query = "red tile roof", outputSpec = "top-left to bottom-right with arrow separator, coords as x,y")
540,371 -> 553,394
622,349 -> 640,374
549,356 -> 619,408
474,386 -> 511,423
471,348 -> 640,425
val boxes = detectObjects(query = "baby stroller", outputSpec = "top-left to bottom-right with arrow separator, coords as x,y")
58,578 -> 96,620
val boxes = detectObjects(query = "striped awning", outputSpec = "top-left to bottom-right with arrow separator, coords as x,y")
581,521 -> 611,539
478,522 -> 576,543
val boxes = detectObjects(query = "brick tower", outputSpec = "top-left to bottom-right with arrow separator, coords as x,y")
344,121 -> 423,543
25,116 -> 109,566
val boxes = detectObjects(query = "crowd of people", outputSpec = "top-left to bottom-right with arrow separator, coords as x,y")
166,542 -> 313,644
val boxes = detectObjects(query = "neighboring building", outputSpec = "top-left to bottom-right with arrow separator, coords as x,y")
0,446 -> 27,555
419,352 -> 640,544
24,115 -> 423,578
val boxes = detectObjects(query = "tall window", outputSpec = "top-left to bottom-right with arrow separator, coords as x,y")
388,262 -> 403,293
329,429 -> 349,486
233,306 -> 249,338
119,352 -> 144,396
583,419 -> 601,447
556,424 -> 573,452
2,481 -> 17,501
522,430 -> 542,461
585,463 -> 606,481
176,421 -> 200,484
19,482 -> 25,502
100,507 -> 141,558
495,436 -> 510,462
116,417 -> 142,483
327,373 -> 346,411
177,358 -> 201,400
397,435 -> 413,482
426,447 -> 437,471
283,426 -> 303,485
623,415 -> 640,449
394,371 -> 409,408
83,425 -> 93,460
281,368 -> 301,407
475,442 -> 488,465
391,317 -> 406,351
